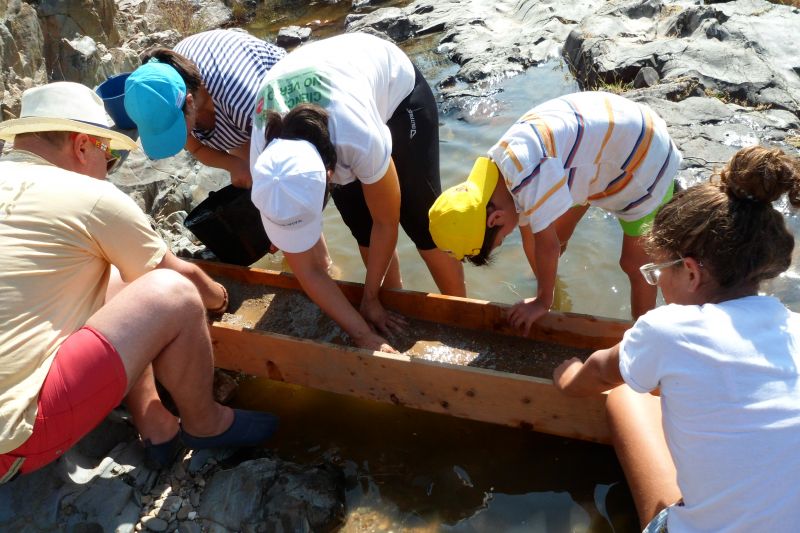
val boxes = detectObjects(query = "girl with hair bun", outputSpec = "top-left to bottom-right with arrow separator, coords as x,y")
553,146 -> 800,532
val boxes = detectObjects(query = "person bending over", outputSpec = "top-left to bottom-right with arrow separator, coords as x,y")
124,29 -> 286,188
249,33 -> 465,350
429,91 -> 681,332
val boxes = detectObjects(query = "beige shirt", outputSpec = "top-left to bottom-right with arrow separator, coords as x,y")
0,151 -> 167,453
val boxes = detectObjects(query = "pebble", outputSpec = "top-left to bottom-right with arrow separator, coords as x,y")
163,495 -> 183,513
177,503 -> 192,521
141,516 -> 169,532
189,492 -> 201,507
187,511 -> 197,521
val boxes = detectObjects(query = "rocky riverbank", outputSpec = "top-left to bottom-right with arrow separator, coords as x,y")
1,0 -> 799,531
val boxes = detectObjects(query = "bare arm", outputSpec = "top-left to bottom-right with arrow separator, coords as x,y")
186,136 -> 252,188
156,251 -> 227,312
284,246 -> 396,352
553,343 -> 624,396
360,158 -> 404,335
508,223 -> 561,333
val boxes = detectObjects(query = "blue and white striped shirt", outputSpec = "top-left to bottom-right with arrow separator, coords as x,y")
174,29 -> 286,152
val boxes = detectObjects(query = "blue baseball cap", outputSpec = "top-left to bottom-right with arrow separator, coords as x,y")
124,61 -> 187,159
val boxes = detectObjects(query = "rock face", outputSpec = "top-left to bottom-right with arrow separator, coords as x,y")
0,0 -> 46,117
563,0 -> 800,113
347,0 -> 598,88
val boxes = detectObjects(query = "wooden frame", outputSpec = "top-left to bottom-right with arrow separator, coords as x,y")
196,261 -> 630,444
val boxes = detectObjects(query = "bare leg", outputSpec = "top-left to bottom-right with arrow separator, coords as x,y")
87,269 -> 232,438
620,234 -> 658,319
358,245 -> 402,289
418,247 -> 465,297
607,386 -> 681,529
125,366 -> 180,445
105,266 -> 179,444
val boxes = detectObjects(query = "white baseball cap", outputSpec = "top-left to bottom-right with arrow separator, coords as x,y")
251,138 -> 327,254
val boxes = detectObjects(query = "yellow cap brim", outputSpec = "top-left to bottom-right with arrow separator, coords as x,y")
428,157 -> 499,260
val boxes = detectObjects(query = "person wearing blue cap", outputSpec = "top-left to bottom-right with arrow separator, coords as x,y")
124,29 -> 285,188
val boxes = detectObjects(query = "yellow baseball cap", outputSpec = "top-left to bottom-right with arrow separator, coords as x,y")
428,157 -> 499,260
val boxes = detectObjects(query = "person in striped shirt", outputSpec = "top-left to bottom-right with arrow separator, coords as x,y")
429,91 -> 682,332
124,29 -> 286,188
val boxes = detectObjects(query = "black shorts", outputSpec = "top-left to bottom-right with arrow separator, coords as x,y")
331,65 -> 440,251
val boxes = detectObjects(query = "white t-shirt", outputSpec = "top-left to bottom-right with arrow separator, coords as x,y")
620,297 -> 800,532
250,32 -> 416,186
487,91 -> 681,233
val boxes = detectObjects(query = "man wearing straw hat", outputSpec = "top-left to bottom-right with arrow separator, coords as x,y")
0,82 -> 278,483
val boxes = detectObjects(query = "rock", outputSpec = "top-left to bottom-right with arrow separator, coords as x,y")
141,515 -> 169,532
276,25 -> 311,48
0,0 -> 47,116
199,458 -> 345,532
348,0 -> 597,94
563,0 -> 800,113
633,66 -> 660,88
178,521 -> 202,533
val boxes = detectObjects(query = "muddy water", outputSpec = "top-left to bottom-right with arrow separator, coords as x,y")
236,3 -> 636,531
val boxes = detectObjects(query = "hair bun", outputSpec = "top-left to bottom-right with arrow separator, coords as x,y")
719,146 -> 800,206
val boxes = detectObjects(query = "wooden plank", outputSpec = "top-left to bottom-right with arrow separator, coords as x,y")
194,260 -> 630,350
210,322 -> 612,444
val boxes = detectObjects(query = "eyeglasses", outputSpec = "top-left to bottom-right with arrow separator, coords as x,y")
639,257 -> 684,285
86,135 -> 124,173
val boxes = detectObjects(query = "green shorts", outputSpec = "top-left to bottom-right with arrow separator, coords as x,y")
618,180 -> 675,237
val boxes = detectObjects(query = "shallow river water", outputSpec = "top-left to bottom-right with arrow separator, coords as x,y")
229,1 -> 800,531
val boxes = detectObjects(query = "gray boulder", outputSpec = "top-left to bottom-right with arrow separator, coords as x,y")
199,458 -> 345,532
347,0 -> 598,90
564,0 -> 800,113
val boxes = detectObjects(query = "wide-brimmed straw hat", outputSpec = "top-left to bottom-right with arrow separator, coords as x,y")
0,81 -> 138,151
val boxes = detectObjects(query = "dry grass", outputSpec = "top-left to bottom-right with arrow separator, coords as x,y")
156,0 -> 208,37
768,0 -> 800,7
704,87 -> 772,111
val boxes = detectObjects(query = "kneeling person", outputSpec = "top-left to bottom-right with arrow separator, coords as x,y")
0,82 -> 277,483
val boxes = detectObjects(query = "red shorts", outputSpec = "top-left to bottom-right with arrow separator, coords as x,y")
0,326 -> 127,481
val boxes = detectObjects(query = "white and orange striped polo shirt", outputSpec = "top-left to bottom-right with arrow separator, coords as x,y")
487,91 -> 681,233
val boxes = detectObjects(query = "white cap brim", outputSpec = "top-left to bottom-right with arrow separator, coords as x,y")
259,211 -> 322,254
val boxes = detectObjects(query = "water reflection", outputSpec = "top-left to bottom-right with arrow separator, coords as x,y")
234,379 -> 631,532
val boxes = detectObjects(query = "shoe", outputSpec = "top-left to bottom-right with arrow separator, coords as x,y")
142,432 -> 184,469
181,409 -> 278,450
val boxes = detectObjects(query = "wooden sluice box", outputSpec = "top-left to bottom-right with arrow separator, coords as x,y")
196,260 -> 631,445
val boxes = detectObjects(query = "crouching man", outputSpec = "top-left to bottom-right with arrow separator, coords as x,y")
0,82 -> 277,483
